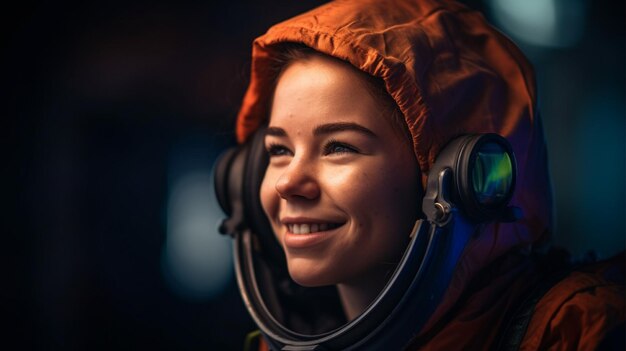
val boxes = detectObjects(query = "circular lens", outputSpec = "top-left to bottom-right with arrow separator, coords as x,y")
471,142 -> 513,206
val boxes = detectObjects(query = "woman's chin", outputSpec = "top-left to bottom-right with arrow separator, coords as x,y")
287,259 -> 338,287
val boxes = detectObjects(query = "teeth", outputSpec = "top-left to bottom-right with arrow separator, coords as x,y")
287,223 -> 340,234
301,224 -> 310,234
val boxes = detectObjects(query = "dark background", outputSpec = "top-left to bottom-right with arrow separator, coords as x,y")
6,0 -> 624,349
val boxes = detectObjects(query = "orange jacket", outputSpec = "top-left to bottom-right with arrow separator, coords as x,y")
236,0 -> 625,349
405,252 -> 625,350
521,254 -> 624,351
254,254 -> 624,350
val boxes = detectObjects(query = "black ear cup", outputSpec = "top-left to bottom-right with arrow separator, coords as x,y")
457,134 -> 517,219
422,133 -> 519,225
214,147 -> 241,231
213,128 -> 286,263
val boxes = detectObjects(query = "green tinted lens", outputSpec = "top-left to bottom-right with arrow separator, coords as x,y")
472,142 -> 513,206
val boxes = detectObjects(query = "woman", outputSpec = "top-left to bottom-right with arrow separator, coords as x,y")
261,45 -> 421,322
215,0 -> 625,349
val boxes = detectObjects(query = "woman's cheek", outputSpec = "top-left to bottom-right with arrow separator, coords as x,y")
324,163 -> 366,191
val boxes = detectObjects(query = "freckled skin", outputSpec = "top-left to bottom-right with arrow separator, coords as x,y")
260,54 -> 421,291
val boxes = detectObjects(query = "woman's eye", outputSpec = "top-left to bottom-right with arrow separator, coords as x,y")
266,143 -> 292,157
323,140 -> 358,155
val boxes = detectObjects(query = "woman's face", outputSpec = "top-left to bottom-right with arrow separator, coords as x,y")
260,54 -> 420,287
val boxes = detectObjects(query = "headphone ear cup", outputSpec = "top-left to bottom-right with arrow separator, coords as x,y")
214,147 -> 238,217
213,128 -> 286,264
423,134 -> 517,224
242,128 -> 287,263
456,133 -> 517,221
214,141 -> 248,235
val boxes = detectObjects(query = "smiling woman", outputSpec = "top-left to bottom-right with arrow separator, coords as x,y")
213,0 -> 624,350
260,52 -> 421,319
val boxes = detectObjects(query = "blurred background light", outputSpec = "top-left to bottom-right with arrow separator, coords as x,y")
162,140 -> 232,300
487,0 -> 587,48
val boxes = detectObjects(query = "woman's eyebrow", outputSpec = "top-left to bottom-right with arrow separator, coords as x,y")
313,122 -> 377,138
266,126 -> 287,137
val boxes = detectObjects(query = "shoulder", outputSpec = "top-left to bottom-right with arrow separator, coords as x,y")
521,252 -> 625,351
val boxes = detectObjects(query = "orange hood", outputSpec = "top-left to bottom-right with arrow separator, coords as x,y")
235,0 -> 552,336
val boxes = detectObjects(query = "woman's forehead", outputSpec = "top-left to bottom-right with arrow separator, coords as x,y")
269,55 -> 390,133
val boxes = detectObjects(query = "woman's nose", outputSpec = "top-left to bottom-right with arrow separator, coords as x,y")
275,159 -> 320,200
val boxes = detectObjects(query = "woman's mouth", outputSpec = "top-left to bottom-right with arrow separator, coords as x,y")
286,223 -> 342,234
281,221 -> 345,249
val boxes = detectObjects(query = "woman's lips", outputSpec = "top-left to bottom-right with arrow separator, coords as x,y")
282,221 -> 344,249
